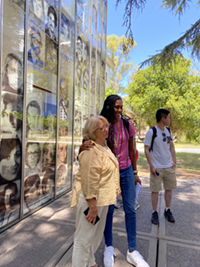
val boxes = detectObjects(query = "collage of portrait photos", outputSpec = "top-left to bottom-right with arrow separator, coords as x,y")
0,0 -> 24,228
24,0 -> 72,212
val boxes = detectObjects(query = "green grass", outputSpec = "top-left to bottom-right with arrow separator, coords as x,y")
136,142 -> 200,149
174,143 -> 200,149
137,153 -> 200,177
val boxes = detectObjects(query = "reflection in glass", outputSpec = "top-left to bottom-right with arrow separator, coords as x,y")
28,26 -> 44,68
92,4 -> 97,36
57,143 -> 68,193
2,53 -> 23,95
33,0 -> 44,21
45,6 -> 58,42
45,37 -> 58,74
83,42 -> 89,90
61,13 -> 70,44
75,36 -> 84,89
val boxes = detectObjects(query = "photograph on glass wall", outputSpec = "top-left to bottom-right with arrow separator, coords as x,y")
101,59 -> 105,80
43,101 -> 57,138
28,25 -> 44,68
57,143 -> 68,193
45,36 -> 58,74
24,142 -> 41,211
75,35 -> 84,89
41,142 -> 55,198
61,12 -> 70,45
2,53 -> 23,95
1,93 -> 23,139
83,41 -> 89,90
0,137 -> 21,224
0,137 -> 22,187
26,100 -> 42,137
91,49 -> 96,94
59,99 -> 68,126
0,180 -> 20,227
29,0 -> 45,26
45,5 -> 58,42
92,4 -> 97,36
74,109 -> 82,136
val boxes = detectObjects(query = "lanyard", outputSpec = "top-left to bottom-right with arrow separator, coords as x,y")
114,121 -> 119,149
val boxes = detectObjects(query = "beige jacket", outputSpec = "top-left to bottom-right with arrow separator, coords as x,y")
70,141 -> 120,208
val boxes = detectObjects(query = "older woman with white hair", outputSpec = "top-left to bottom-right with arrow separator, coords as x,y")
71,115 -> 120,267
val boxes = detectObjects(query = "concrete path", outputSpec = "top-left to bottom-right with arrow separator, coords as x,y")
0,176 -> 200,267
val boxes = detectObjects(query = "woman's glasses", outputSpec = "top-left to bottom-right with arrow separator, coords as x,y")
162,133 -> 166,142
98,124 -> 109,131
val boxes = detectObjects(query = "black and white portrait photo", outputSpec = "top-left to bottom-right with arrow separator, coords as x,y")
25,142 -> 41,178
24,173 -> 40,211
41,142 -> 56,197
24,141 -> 42,212
28,26 -> 44,68
61,12 -> 70,44
45,5 -> 57,42
75,36 -> 84,88
2,53 -> 23,95
42,142 -> 56,169
0,181 -> 20,227
1,93 -> 22,137
26,100 -> 41,136
57,143 -> 68,191
0,138 -> 22,186
45,37 -> 57,74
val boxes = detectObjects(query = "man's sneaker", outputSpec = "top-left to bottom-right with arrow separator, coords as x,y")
135,202 -> 140,211
127,250 -> 150,267
103,246 -> 116,267
114,198 -> 123,209
164,209 -> 175,223
151,211 -> 159,225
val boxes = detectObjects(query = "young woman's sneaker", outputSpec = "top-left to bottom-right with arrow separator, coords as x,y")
103,246 -> 116,267
114,198 -> 123,209
135,201 -> 140,211
127,250 -> 150,267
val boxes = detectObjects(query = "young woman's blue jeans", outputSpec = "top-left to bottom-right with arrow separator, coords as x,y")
103,164 -> 136,251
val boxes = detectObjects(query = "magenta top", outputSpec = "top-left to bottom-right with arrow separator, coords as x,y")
109,117 -> 135,170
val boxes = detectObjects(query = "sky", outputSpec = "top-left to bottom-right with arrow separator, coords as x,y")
107,0 -> 200,68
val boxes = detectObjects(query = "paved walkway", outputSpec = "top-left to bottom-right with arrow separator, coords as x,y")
0,176 -> 200,267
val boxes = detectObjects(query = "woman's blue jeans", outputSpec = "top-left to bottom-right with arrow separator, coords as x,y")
103,165 -> 136,251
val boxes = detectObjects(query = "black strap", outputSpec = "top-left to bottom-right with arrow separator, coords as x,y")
149,126 -> 157,152
149,126 -> 171,152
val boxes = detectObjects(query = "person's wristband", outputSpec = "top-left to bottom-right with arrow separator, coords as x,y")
134,174 -> 138,177
133,170 -> 138,174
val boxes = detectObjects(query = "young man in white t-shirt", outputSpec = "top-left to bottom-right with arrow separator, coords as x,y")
144,109 -> 176,225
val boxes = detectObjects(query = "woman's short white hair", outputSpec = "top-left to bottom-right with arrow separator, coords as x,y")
83,115 -> 108,141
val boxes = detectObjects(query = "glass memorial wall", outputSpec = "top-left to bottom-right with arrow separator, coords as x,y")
0,0 -> 107,231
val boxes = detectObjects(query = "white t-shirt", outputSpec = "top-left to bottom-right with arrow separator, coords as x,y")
144,126 -> 174,168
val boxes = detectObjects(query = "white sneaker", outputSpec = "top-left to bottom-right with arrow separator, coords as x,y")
103,246 -> 116,267
126,250 -> 150,267
135,202 -> 140,211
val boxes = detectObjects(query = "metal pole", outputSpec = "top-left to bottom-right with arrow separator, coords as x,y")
20,0 -> 29,219
55,0 -> 62,199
